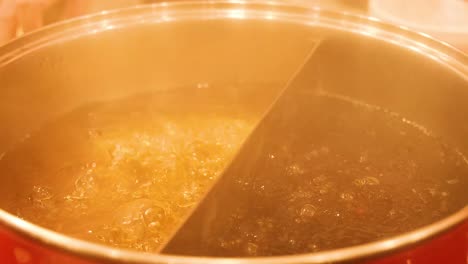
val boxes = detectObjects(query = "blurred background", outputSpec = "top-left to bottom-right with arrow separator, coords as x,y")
0,0 -> 467,52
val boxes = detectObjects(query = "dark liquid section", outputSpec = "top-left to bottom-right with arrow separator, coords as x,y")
163,90 -> 468,257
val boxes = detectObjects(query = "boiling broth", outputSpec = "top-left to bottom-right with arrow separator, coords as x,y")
163,91 -> 468,256
0,85 -> 272,252
0,85 -> 466,255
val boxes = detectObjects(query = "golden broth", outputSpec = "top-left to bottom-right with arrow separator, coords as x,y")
0,85 -> 271,251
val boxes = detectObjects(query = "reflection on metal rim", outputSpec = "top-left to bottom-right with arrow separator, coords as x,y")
0,1 -> 467,263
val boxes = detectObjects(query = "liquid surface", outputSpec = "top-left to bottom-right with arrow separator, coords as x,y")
0,86 -> 466,256
163,91 -> 468,257
0,85 -> 274,252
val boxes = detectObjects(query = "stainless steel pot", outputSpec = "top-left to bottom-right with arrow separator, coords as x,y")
0,1 -> 466,263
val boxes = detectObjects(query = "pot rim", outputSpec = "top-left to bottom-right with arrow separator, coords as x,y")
0,1 -> 467,263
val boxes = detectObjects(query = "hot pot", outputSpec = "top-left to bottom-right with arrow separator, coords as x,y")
0,1 -> 466,263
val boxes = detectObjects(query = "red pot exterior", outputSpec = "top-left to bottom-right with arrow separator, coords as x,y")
1,221 -> 466,264
0,227 -> 94,264
367,221 -> 468,264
